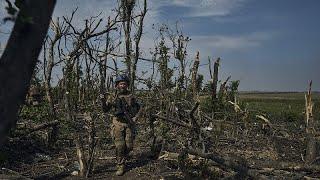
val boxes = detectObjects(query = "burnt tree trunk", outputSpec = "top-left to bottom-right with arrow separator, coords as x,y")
99,17 -> 111,99
212,57 -> 220,101
176,35 -> 187,93
44,37 -> 61,147
121,0 -> 135,77
191,52 -> 200,101
0,0 -> 56,145
44,25 -> 62,117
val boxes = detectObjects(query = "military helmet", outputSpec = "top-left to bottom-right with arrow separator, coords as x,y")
115,74 -> 130,85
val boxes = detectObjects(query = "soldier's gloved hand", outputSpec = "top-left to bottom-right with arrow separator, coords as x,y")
106,94 -> 114,104
132,116 -> 137,122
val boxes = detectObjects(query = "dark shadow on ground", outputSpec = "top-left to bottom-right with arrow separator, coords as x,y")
126,150 -> 155,171
92,161 -> 116,175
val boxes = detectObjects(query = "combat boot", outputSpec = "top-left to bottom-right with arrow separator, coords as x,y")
116,164 -> 125,176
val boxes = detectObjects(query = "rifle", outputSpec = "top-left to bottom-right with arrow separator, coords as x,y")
114,97 -> 135,125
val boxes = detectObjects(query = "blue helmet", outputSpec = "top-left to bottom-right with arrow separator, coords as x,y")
115,74 -> 130,85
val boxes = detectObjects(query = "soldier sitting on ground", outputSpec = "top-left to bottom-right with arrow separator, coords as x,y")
100,74 -> 141,176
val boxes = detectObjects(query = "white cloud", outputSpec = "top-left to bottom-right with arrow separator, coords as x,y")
152,0 -> 248,17
54,0 -> 115,17
190,32 -> 274,51
52,0 -> 117,29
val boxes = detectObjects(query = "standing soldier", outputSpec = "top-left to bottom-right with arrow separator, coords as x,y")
100,74 -> 141,176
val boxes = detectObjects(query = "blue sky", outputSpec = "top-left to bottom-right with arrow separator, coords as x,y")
156,0 -> 320,91
1,0 -> 319,91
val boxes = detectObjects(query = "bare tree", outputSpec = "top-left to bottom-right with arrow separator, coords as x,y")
167,23 -> 191,93
44,13 -> 75,118
120,0 -> 135,76
60,11 -> 119,120
130,0 -> 147,92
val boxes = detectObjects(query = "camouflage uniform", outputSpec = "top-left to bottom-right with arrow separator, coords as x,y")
102,90 -> 140,170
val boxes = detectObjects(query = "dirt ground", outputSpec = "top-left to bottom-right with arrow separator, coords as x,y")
1,138 -> 185,180
1,119 -> 320,179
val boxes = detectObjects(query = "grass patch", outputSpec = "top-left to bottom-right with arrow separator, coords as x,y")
239,92 -> 320,123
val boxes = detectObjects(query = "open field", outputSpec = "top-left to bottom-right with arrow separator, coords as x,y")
239,92 -> 320,123
239,92 -> 320,100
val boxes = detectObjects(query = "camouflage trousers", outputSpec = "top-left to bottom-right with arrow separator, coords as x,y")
111,117 -> 135,165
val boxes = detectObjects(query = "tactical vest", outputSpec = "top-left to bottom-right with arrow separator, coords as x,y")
112,92 -> 140,121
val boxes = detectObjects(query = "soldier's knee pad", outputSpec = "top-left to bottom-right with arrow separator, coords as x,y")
126,140 -> 133,152
115,140 -> 126,154
125,129 -> 134,151
112,123 -> 125,139
114,137 -> 126,147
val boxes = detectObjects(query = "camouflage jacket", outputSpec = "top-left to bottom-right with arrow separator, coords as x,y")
102,91 -> 141,121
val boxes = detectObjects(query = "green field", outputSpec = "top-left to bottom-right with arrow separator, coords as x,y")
239,92 -> 320,100
239,92 -> 320,123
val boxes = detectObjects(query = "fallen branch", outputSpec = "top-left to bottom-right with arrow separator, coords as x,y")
0,168 -> 32,180
26,120 -> 59,134
249,160 -> 320,173
185,148 -> 248,175
152,114 -> 193,129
